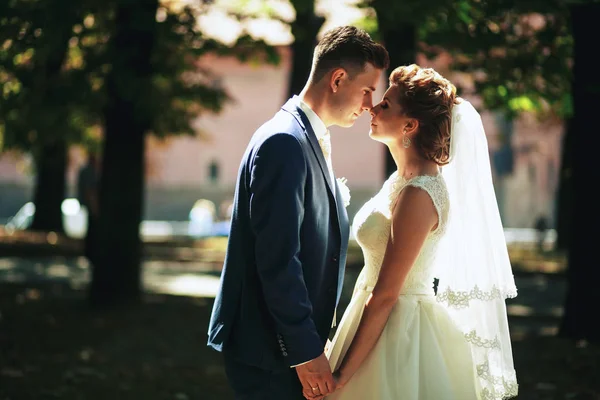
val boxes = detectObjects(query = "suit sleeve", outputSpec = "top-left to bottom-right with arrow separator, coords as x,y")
249,133 -> 323,367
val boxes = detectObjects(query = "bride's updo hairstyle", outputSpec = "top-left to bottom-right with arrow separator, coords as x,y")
390,64 -> 459,166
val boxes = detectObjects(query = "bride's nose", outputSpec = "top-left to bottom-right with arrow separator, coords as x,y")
369,106 -> 378,118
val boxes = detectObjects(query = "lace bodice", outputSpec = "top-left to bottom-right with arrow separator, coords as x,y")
352,172 -> 449,295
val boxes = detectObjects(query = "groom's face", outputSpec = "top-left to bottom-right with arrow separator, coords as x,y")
329,63 -> 382,128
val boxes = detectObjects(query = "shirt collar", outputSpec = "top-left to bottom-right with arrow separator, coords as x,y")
295,95 -> 328,139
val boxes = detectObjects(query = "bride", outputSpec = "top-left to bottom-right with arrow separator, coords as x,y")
323,64 -> 518,400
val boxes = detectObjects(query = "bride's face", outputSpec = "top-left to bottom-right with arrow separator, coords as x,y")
369,85 -> 411,143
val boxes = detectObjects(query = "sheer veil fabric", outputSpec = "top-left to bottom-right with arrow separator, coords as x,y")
434,99 -> 518,398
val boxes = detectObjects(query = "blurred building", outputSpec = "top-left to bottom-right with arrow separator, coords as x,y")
0,46 -> 563,229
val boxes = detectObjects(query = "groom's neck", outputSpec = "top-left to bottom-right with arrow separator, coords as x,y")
299,84 -> 332,127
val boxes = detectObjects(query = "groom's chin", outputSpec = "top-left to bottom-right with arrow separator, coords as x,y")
338,120 -> 355,128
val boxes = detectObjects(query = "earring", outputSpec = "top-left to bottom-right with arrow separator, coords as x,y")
402,131 -> 411,149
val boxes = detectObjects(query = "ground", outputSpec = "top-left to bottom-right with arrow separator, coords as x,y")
1,281 -> 599,400
0,229 -> 598,400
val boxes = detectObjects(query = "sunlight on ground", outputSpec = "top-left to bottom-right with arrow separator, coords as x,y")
0,257 -> 223,297
0,258 -> 17,270
46,263 -> 72,278
507,304 -> 535,317
145,273 -> 221,297
511,325 -> 559,341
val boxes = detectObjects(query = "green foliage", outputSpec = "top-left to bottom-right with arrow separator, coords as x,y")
0,0 -> 100,154
357,0 -> 578,119
222,0 -> 293,22
148,3 -> 278,137
0,0 -> 280,153
423,0 -> 574,119
350,11 -> 380,40
369,0 -> 454,26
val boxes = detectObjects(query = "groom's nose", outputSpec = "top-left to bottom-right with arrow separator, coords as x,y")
361,97 -> 373,111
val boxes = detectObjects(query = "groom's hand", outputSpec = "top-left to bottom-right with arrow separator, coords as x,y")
295,353 -> 335,399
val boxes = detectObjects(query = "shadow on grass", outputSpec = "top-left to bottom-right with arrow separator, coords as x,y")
1,280 -> 599,400
0,282 -> 234,400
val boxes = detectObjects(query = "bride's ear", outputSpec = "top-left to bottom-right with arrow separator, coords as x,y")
329,68 -> 346,93
404,118 -> 419,137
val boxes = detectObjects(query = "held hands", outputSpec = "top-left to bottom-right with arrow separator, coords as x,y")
296,353 -> 335,400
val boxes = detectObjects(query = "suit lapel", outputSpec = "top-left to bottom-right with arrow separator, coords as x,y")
281,97 -> 348,242
281,98 -> 336,199
282,97 -> 350,302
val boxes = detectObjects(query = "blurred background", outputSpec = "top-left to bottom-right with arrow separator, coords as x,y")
0,0 -> 597,399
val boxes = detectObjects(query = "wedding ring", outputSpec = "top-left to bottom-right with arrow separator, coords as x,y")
311,387 -> 319,391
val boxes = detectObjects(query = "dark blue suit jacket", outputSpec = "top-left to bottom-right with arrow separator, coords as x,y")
207,97 -> 350,371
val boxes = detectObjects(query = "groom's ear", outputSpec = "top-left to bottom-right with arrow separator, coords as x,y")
329,68 -> 346,93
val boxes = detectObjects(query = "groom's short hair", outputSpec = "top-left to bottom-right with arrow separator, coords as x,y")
310,26 -> 389,83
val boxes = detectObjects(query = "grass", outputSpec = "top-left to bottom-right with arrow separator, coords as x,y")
0,283 -> 233,400
0,227 -> 568,275
1,227 -> 585,399
1,282 -> 599,400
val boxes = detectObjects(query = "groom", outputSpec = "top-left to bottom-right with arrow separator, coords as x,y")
207,26 -> 389,399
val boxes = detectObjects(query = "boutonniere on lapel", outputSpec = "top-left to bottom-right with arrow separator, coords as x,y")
336,177 -> 351,208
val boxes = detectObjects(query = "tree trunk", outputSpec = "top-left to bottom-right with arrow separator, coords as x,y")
554,118 -> 573,251
373,10 -> 417,177
559,3 -> 600,343
287,0 -> 324,98
29,13 -> 76,234
89,0 -> 158,309
30,138 -> 67,233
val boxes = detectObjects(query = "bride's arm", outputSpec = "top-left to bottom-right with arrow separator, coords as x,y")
335,186 -> 438,387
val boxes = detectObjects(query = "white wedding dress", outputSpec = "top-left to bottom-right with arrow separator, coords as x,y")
326,171 -> 481,400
